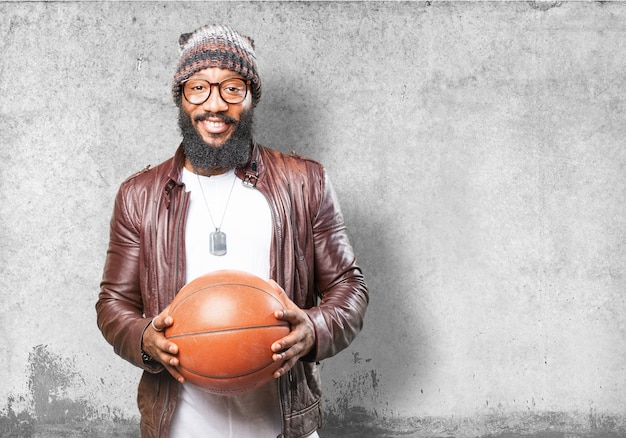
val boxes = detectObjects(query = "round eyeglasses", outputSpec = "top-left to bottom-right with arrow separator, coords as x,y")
181,78 -> 250,105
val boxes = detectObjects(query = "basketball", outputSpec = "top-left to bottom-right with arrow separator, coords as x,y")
164,270 -> 290,396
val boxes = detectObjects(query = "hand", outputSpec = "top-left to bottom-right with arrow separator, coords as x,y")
141,306 -> 186,383
269,281 -> 316,378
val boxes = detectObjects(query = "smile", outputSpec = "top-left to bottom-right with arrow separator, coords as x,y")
195,113 -> 237,136
202,119 -> 228,133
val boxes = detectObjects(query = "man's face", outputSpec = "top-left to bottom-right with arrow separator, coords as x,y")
179,67 -> 254,172
181,67 -> 252,147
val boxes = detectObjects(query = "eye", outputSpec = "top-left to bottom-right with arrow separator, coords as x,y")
221,79 -> 246,94
185,80 -> 208,93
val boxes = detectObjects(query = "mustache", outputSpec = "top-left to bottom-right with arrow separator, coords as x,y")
193,112 -> 238,124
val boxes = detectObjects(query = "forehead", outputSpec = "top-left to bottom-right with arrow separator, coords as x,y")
188,67 -> 244,82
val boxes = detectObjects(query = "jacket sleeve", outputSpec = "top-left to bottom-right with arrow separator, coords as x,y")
96,180 -> 162,373
303,169 -> 369,362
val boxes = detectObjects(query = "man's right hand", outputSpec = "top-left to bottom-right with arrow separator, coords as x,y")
142,306 -> 186,383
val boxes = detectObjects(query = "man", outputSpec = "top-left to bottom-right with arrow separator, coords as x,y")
96,24 -> 368,438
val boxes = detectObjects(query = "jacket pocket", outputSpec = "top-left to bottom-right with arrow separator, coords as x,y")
137,371 -> 161,437
284,361 -> 322,415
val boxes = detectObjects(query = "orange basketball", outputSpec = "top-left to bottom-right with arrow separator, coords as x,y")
164,270 -> 290,396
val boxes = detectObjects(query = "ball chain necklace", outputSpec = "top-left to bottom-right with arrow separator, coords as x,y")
195,170 -> 238,256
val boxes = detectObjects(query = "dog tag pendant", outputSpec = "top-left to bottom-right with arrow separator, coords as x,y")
209,229 -> 227,256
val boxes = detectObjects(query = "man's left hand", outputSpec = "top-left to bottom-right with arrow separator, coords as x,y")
269,281 -> 316,378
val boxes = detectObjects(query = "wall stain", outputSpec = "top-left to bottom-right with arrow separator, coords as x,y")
323,408 -> 626,438
28,344 -> 90,423
324,354 -> 382,426
323,359 -> 626,437
1,345 -> 140,437
2,345 -> 626,437
0,394 -> 35,437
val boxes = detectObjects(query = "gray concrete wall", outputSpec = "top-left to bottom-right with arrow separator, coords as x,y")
1,1 -> 625,437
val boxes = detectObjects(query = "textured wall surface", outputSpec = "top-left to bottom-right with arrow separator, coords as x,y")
1,1 -> 626,437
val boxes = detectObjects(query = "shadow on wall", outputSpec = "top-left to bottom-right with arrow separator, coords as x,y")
254,75 -> 328,154
255,68 -> 432,429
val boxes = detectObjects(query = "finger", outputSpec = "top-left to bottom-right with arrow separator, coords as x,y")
272,351 -> 285,362
145,338 -> 179,366
153,315 -> 174,332
274,308 -> 302,323
154,344 -> 184,383
163,360 -> 185,383
144,328 -> 177,356
273,356 -> 299,378
272,339 -> 305,362
162,340 -> 179,356
151,317 -> 164,332
271,334 -> 297,354
152,306 -> 174,332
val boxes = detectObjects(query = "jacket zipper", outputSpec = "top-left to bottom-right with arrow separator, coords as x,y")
251,176 -> 283,284
172,191 -> 189,295
255,181 -> 285,437
151,196 -> 159,313
157,378 -> 170,438
157,190 -> 187,438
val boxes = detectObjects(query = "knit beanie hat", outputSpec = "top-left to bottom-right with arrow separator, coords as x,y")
172,24 -> 261,106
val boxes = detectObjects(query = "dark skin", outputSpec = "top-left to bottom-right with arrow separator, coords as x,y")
141,67 -> 316,383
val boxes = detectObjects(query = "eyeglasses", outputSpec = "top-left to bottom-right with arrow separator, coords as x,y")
181,78 -> 250,105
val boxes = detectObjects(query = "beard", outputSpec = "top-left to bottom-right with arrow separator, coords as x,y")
178,107 -> 254,171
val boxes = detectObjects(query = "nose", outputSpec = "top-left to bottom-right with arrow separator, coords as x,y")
201,84 -> 229,112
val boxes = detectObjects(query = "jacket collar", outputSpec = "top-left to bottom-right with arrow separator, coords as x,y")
162,145 -> 187,207
237,141 -> 262,188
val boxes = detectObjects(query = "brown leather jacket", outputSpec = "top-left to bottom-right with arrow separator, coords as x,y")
96,143 -> 369,438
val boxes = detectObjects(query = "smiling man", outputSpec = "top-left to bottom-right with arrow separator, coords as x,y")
178,69 -> 255,173
96,24 -> 368,438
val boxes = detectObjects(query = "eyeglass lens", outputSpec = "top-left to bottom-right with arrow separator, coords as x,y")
183,78 -> 248,105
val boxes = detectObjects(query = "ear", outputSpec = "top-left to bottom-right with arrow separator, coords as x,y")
244,35 -> 255,51
178,32 -> 192,50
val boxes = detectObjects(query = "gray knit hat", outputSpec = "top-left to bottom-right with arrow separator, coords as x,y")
172,24 -> 261,106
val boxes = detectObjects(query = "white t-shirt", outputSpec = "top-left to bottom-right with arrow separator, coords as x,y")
171,168 -> 280,438
182,168 -> 272,283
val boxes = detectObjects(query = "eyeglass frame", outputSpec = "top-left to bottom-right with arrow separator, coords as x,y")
180,77 -> 251,105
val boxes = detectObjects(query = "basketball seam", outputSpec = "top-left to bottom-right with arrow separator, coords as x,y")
167,323 -> 289,339
169,282 -> 285,315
